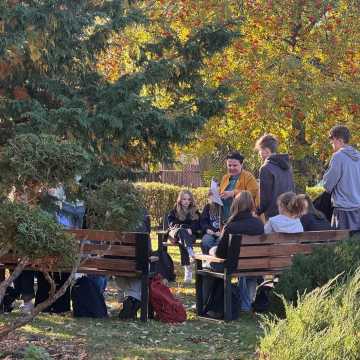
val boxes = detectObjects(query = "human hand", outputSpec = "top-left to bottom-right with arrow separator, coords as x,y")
215,231 -> 221,237
206,229 -> 214,235
187,228 -> 192,235
220,190 -> 234,200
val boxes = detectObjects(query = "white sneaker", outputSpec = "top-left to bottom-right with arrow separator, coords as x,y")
20,301 -> 34,314
184,265 -> 193,284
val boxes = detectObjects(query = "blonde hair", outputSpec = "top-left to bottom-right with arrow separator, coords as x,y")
175,189 -> 199,221
227,191 -> 255,224
277,192 -> 306,218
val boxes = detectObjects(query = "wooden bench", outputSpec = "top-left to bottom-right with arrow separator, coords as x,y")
0,230 -> 155,321
194,230 -> 350,321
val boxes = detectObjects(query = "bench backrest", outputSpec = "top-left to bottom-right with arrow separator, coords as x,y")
0,230 -> 150,277
226,230 -> 350,275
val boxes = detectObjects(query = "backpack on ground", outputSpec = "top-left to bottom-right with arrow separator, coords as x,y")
252,280 -> 273,313
203,278 -> 241,320
150,250 -> 176,282
71,276 -> 108,318
149,274 -> 186,323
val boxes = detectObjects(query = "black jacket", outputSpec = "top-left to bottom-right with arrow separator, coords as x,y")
200,204 -> 221,234
257,154 -> 295,219
167,208 -> 201,234
300,213 -> 331,232
215,211 -> 264,259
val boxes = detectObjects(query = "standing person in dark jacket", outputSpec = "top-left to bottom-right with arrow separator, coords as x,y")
301,195 -> 331,231
168,190 -> 200,283
211,191 -> 264,313
200,191 -> 222,254
255,134 -> 295,220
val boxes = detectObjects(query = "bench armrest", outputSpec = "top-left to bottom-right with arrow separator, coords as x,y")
194,254 -> 226,263
149,256 -> 159,262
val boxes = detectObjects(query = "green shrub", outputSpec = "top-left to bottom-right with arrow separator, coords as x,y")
0,134 -> 89,197
86,180 -> 144,231
259,268 -> 360,360
0,201 -> 77,267
275,235 -> 360,305
135,182 -> 208,226
306,185 -> 324,200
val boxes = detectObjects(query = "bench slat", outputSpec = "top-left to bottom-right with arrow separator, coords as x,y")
239,243 -> 313,258
240,230 -> 349,245
82,244 -> 135,257
237,257 -> 292,270
81,258 -> 137,271
67,229 -> 138,244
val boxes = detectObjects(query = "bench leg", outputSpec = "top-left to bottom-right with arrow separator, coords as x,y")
195,260 -> 204,316
224,272 -> 232,322
140,274 -> 149,322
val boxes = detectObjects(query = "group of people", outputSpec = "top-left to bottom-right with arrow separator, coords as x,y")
3,125 -> 360,320
167,125 -> 360,313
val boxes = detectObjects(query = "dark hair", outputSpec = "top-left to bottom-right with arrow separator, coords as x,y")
303,194 -> 326,220
277,192 -> 306,218
226,151 -> 244,163
329,125 -> 351,143
255,134 -> 279,153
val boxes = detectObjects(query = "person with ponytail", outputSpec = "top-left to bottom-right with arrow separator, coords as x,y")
264,192 -> 306,234
168,190 -> 201,283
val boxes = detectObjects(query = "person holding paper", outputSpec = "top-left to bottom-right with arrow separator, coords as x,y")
200,190 -> 222,254
219,152 -> 259,221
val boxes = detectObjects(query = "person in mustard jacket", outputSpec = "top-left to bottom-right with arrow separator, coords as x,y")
219,151 -> 260,221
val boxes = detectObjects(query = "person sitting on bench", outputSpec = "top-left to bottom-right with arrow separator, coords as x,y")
168,190 -> 201,284
209,191 -> 264,314
200,190 -> 222,255
264,192 -> 305,234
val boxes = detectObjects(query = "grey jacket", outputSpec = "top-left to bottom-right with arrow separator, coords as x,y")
323,146 -> 360,210
264,215 -> 303,234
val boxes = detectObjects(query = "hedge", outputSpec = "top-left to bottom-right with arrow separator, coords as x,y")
135,182 -> 208,227
135,182 -> 325,228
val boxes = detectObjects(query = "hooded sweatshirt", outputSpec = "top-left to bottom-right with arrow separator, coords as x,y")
257,154 -> 295,219
264,214 -> 303,234
323,145 -> 360,210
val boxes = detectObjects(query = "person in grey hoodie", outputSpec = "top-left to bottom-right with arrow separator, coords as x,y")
255,134 -> 295,220
322,125 -> 360,231
265,192 -> 305,234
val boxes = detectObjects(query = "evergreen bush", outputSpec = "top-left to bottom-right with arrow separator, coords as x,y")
259,268 -> 360,360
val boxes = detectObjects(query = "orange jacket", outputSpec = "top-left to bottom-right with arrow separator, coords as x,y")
219,170 -> 260,207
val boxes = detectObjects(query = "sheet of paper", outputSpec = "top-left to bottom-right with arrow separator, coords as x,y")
210,179 -> 223,206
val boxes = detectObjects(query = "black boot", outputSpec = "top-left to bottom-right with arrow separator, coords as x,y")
118,296 -> 141,320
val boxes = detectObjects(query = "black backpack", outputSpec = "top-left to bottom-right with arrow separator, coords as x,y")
71,276 -> 108,318
151,250 -> 176,282
252,281 -> 272,313
203,278 -> 241,320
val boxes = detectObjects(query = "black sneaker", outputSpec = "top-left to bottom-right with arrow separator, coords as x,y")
118,296 -> 141,320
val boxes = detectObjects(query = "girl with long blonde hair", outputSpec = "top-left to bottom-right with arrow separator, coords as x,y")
168,190 -> 200,283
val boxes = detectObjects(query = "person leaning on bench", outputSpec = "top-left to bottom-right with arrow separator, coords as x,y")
205,191 -> 264,316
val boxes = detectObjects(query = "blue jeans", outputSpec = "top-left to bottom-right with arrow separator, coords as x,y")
237,276 -> 262,312
201,234 -> 219,254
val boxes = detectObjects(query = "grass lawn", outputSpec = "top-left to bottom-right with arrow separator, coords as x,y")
0,235 -> 263,360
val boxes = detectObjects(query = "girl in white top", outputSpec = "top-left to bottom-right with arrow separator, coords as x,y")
265,192 -> 305,233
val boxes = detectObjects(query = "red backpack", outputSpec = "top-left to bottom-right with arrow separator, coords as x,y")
149,274 -> 187,323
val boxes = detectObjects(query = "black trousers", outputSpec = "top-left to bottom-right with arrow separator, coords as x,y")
176,228 -> 196,266
14,270 -> 35,299
35,272 -> 71,313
